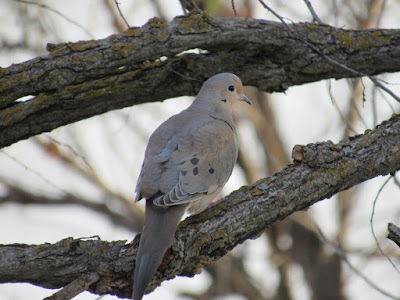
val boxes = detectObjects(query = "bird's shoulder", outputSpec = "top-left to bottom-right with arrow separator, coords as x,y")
145,108 -> 234,156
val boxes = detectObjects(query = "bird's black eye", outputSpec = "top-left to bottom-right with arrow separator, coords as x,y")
228,85 -> 235,92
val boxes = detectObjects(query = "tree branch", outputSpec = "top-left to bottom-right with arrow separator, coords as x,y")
1,14 -> 400,148
388,223 -> 400,249
1,113 -> 399,298
44,272 -> 100,300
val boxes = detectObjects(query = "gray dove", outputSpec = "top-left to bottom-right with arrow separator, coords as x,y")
133,73 -> 251,300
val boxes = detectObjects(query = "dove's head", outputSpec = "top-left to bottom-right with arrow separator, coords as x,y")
193,73 -> 251,114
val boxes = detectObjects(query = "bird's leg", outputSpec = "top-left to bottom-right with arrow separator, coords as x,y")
160,247 -> 174,265
207,197 -> 225,209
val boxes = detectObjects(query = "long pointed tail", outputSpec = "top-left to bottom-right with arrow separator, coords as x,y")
133,200 -> 187,300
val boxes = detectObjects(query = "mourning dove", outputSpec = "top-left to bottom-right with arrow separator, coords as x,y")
133,73 -> 251,300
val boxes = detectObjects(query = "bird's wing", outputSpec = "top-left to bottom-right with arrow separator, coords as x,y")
153,117 -> 238,206
135,112 -> 238,207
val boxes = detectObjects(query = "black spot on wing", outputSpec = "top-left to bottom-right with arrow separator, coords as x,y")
190,158 -> 199,165
181,170 -> 187,176
209,168 -> 215,174
178,160 -> 186,165
193,167 -> 198,176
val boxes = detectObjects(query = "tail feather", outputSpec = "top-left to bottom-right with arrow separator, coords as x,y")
133,200 -> 187,300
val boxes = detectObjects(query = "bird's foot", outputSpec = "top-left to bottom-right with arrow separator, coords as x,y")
207,197 -> 225,209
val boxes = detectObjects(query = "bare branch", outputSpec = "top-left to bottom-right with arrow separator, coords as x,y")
303,0 -> 324,24
0,182 -> 143,231
257,0 -> 292,31
44,273 -> 100,300
104,0 -> 129,32
113,0 -> 130,28
315,224 -> 400,300
369,76 -> 400,102
231,0 -> 237,16
13,0 -> 94,39
370,176 -> 400,274
32,136 -> 144,229
327,79 -> 358,135
258,1 -> 400,104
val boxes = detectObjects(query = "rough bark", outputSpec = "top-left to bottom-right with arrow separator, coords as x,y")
1,113 -> 399,299
1,13 -> 400,148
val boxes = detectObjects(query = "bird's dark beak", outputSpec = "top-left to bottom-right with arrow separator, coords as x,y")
240,94 -> 251,105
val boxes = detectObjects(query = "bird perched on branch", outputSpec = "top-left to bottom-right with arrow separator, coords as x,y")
133,73 -> 251,300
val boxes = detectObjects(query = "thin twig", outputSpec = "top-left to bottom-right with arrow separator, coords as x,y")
370,175 -> 400,274
231,0 -> 237,16
376,88 -> 397,113
345,78 -> 369,130
45,272 -> 100,300
0,180 -> 143,230
257,0 -> 293,32
303,0 -> 324,24
373,77 -> 400,86
327,80 -> 357,135
113,0 -> 130,28
32,135 -> 144,220
371,82 -> 379,127
13,0 -> 94,39
315,223 -> 400,300
0,149 -> 73,197
104,0 -> 127,32
369,76 -> 400,103
169,67 -> 202,82
38,135 -> 94,174
257,0 -> 400,104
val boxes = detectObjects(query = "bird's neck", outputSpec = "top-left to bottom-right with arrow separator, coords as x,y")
209,109 -> 235,128
189,99 -> 234,125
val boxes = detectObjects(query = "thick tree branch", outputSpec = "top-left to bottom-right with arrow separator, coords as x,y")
1,14 -> 400,148
1,114 -> 399,298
